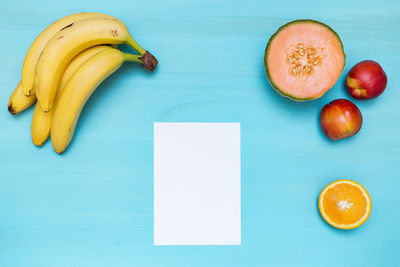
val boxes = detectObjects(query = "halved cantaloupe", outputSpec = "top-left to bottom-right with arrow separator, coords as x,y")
264,20 -> 345,101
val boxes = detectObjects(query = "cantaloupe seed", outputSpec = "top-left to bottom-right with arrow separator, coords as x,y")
286,42 -> 325,79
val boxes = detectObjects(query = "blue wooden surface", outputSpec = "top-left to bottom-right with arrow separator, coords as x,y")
1,0 -> 400,266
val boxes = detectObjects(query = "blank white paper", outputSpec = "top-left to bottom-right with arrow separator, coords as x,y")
154,123 -> 241,245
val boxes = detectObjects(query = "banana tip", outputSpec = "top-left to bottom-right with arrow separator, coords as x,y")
139,51 -> 158,71
8,104 -> 16,115
33,140 -> 45,147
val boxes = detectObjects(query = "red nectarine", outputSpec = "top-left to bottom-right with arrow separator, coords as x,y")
346,60 -> 387,100
320,99 -> 363,140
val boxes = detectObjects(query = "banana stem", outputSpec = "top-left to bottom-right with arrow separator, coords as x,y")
123,51 -> 158,72
123,36 -> 158,71
122,52 -> 143,64
126,35 -> 146,56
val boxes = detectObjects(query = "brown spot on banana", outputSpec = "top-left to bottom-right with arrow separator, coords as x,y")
60,23 -> 73,31
111,29 -> 119,36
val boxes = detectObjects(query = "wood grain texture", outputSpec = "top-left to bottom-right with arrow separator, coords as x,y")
0,0 -> 399,266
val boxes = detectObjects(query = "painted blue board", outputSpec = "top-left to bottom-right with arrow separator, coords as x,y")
0,0 -> 399,266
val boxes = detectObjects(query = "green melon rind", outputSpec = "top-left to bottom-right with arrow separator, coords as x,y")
264,19 -> 346,101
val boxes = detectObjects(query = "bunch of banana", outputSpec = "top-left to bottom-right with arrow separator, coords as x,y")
7,12 -> 157,154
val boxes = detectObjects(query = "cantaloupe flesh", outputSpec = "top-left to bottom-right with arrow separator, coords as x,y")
267,22 -> 345,100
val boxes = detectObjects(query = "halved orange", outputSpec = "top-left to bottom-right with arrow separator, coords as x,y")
318,179 -> 371,229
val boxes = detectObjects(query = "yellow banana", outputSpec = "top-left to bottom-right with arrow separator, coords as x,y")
8,81 -> 36,115
22,12 -> 118,96
31,45 -> 113,147
35,17 -> 157,112
51,48 -> 143,154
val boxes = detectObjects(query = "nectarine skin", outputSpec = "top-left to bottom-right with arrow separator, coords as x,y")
346,60 -> 387,100
320,99 -> 363,140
